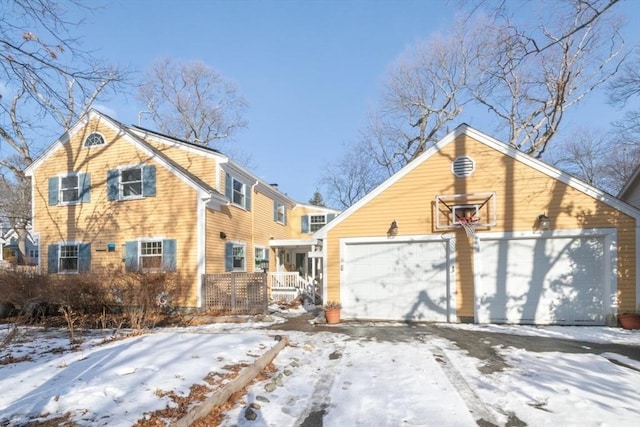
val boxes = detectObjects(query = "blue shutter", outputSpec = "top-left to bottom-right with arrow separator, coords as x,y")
79,173 -> 91,203
107,170 -> 119,201
273,200 -> 278,221
78,243 -> 91,272
224,242 -> 233,271
48,244 -> 58,273
125,241 -> 139,271
284,206 -> 287,225
225,173 -> 232,200
265,248 -> 270,263
142,165 -> 156,197
245,184 -> 252,211
301,215 -> 309,233
163,239 -> 177,272
48,178 -> 59,205
327,213 -> 336,222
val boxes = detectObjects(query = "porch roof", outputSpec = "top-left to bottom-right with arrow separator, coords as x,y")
268,238 -> 319,248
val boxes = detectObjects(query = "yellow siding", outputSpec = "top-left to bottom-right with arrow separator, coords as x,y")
205,184 -> 292,274
289,205 -> 338,239
32,117 -> 200,306
325,133 -> 637,317
142,136 -> 219,186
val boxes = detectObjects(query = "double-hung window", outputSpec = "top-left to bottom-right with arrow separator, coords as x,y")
121,168 -> 143,198
301,213 -> 336,233
225,242 -> 246,271
140,241 -> 163,271
60,176 -> 79,203
107,165 -> 156,201
232,178 -> 245,206
59,244 -> 78,272
48,173 -> 91,205
224,172 -> 251,210
124,239 -> 177,272
47,243 -> 91,273
254,247 -> 269,271
273,200 -> 287,224
310,215 -> 326,232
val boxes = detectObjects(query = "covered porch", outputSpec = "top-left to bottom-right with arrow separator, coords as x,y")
268,238 -> 324,304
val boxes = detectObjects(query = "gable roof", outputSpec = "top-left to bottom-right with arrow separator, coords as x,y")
315,123 -> 640,238
23,109 -> 299,208
619,163 -> 640,200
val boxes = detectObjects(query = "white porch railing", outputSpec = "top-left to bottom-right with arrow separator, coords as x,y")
268,272 -> 316,302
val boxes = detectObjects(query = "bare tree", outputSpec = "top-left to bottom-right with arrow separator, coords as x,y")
0,0 -> 127,263
137,58 -> 248,150
470,0 -> 625,158
608,45 -> 640,152
322,140 -> 386,209
322,0 -> 627,207
322,28 -> 475,207
549,127 -> 635,193
366,28 -> 476,175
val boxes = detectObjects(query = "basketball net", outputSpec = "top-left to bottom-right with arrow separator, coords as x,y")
458,216 -> 479,238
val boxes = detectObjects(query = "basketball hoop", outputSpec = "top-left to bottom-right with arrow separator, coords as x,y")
458,216 -> 479,238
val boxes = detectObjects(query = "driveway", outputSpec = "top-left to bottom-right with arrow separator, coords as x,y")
269,311 -> 640,374
260,314 -> 640,427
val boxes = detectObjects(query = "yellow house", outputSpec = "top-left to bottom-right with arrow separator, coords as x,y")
24,109 -> 337,308
314,124 -> 640,325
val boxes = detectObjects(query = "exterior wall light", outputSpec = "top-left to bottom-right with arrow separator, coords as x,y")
538,214 -> 551,230
388,220 -> 398,236
219,231 -> 227,239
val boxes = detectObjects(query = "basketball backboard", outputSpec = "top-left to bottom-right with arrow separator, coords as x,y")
435,192 -> 497,230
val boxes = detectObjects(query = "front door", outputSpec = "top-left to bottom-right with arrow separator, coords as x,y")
295,253 -> 306,277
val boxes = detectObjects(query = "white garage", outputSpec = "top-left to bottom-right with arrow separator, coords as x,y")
475,229 -> 617,325
340,236 -> 455,321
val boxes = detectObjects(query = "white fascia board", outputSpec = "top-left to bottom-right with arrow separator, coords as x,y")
268,239 -> 318,247
313,127 -> 462,239
462,126 -> 640,221
292,204 -> 341,215
24,110 -> 103,176
128,127 -> 228,162
222,160 -> 297,207
618,166 -> 640,199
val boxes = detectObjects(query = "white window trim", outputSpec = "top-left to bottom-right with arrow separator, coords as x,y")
138,238 -> 164,272
275,201 -> 286,225
57,173 -> 81,205
231,242 -> 247,272
119,165 -> 145,200
57,241 -> 81,274
231,176 -> 247,209
254,246 -> 268,272
83,131 -> 106,148
310,214 -> 327,232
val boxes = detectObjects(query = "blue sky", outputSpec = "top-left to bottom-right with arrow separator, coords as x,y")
76,0 -> 639,204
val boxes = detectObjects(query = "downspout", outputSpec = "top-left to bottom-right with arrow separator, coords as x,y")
251,181 -> 259,271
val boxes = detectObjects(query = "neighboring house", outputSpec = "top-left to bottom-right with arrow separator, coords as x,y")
24,109 -> 336,308
315,124 -> 640,325
619,163 -> 640,209
0,226 -> 39,266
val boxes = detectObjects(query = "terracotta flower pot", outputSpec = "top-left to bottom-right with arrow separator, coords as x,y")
325,308 -> 341,324
618,313 -> 640,330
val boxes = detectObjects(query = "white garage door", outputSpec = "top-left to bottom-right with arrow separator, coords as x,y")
341,238 -> 451,321
476,235 -> 609,325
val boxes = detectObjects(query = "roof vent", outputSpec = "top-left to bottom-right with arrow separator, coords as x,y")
451,156 -> 475,177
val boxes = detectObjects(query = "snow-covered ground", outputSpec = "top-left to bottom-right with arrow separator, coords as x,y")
1,307 -> 639,426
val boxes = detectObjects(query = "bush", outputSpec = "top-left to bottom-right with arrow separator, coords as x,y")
0,269 -> 186,330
